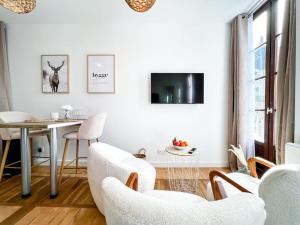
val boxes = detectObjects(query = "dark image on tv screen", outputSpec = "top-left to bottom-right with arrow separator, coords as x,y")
151,73 -> 204,104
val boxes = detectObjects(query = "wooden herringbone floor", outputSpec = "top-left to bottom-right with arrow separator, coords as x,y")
0,167 -> 229,225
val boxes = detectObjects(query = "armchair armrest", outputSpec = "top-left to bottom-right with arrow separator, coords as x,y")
126,172 -> 138,191
209,170 -> 251,200
248,157 -> 275,178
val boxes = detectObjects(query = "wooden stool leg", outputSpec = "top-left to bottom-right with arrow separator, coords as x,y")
0,140 -> 11,182
88,140 -> 91,146
75,140 -> 79,174
59,139 -> 69,185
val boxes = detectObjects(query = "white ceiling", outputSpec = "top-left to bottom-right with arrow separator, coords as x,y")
0,0 -> 257,24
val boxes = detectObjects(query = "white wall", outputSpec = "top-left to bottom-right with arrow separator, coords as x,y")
295,0 -> 300,143
3,0 -> 254,167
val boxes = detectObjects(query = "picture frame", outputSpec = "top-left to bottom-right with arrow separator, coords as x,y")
87,54 -> 115,93
41,55 -> 69,93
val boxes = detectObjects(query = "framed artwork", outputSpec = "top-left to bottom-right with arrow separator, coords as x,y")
41,55 -> 69,93
87,54 -> 115,93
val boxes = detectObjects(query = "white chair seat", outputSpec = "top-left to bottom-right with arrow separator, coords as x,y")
215,173 -> 260,198
63,131 -> 78,139
145,190 -> 207,204
10,129 -> 49,140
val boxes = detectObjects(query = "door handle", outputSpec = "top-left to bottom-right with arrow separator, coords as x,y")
266,107 -> 273,114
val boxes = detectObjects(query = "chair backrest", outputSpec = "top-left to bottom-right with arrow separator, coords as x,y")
102,177 -> 266,225
87,142 -> 156,214
78,113 -> 107,140
259,164 -> 300,225
0,111 -> 36,140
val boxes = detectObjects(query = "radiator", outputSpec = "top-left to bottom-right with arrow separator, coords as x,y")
285,143 -> 300,164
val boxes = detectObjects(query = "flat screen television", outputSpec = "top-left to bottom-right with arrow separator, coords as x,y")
151,73 -> 204,104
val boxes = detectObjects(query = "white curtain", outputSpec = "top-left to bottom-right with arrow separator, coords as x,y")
246,14 -> 255,160
228,14 -> 255,171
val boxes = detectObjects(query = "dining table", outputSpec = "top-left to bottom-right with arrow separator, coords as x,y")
0,119 -> 83,198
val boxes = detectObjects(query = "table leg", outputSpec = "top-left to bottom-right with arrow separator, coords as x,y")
50,128 -> 58,198
21,128 -> 31,198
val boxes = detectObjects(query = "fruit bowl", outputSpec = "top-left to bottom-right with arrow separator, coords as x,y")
173,145 -> 189,151
172,138 -> 189,150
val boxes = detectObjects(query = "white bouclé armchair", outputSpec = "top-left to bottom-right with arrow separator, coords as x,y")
87,142 -> 156,214
101,176 -> 266,225
207,163 -> 300,225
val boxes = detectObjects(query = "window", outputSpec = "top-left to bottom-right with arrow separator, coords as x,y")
254,11 -> 268,142
253,0 -> 286,162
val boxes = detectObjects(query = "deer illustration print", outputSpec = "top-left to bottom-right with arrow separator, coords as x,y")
47,61 -> 64,92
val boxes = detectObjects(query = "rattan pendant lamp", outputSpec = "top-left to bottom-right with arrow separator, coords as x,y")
125,0 -> 156,12
0,0 -> 36,14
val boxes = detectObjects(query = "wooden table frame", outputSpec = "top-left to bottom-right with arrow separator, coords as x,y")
0,120 -> 83,198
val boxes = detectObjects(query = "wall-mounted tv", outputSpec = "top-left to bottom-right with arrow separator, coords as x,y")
151,73 -> 204,104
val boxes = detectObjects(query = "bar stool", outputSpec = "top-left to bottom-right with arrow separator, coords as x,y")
59,113 -> 107,183
0,111 -> 50,182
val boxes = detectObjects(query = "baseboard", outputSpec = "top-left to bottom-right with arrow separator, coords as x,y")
34,158 -> 228,168
34,158 -> 88,166
149,161 -> 229,168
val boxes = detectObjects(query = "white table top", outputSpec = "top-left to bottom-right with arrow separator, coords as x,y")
0,119 -> 83,129
165,146 -> 199,157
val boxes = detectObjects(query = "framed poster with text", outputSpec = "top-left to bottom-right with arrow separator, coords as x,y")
87,54 -> 115,93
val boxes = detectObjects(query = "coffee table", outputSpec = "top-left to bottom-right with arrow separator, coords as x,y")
164,146 -> 200,195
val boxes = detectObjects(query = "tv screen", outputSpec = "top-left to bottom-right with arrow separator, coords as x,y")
151,73 -> 204,104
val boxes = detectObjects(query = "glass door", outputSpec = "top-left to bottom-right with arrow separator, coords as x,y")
253,0 -> 286,163
253,4 -> 270,161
